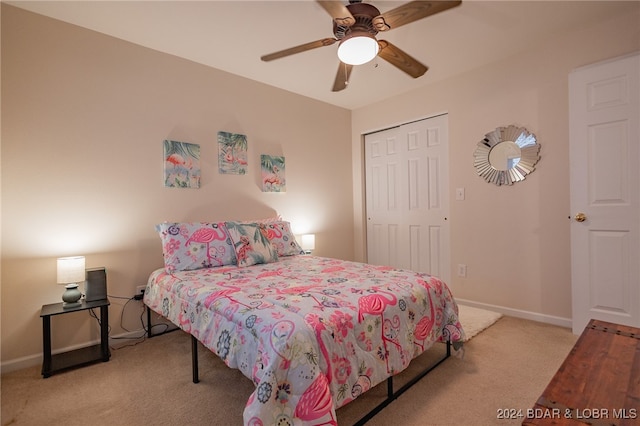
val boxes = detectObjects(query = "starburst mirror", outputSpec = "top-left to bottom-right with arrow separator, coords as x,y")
473,125 -> 541,186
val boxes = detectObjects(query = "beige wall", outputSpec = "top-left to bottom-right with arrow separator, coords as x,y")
351,6 -> 639,323
1,5 -> 353,369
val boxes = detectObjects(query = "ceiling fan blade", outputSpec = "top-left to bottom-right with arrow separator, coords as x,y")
261,38 -> 338,62
317,1 -> 356,27
373,0 -> 461,32
377,40 -> 428,78
332,62 -> 354,92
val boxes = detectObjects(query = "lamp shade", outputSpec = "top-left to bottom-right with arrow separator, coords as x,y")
57,256 -> 86,284
337,34 -> 379,66
300,234 -> 316,251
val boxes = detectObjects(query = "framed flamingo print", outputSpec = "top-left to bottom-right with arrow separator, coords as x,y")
261,154 -> 286,192
163,140 -> 201,188
218,131 -> 248,175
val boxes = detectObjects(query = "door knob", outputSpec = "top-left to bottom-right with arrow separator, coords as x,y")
574,212 -> 587,222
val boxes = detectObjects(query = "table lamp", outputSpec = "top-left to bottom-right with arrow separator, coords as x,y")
57,256 -> 85,309
300,234 -> 316,255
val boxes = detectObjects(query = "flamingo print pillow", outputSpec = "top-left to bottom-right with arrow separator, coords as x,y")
156,222 -> 236,272
225,221 -> 279,267
260,221 -> 304,257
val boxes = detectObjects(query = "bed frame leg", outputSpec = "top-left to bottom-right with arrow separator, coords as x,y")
192,335 -> 200,384
353,340 -> 452,426
146,307 -> 153,338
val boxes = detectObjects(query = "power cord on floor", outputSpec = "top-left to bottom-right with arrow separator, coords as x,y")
83,294 -> 148,350
89,292 -> 180,350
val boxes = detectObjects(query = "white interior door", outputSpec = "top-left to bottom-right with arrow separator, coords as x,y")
365,114 -> 450,283
569,52 -> 640,334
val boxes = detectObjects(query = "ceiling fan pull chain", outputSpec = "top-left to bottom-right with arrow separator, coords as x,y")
345,62 -> 349,86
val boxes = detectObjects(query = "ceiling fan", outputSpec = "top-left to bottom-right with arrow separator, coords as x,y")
260,0 -> 462,92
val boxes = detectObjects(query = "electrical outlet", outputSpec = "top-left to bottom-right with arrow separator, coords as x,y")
134,285 -> 146,300
457,264 -> 467,277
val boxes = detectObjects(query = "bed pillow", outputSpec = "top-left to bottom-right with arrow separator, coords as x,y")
239,216 -> 282,224
262,221 -> 305,257
225,221 -> 279,267
156,222 -> 236,272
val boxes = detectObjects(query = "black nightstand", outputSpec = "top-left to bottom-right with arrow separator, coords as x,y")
40,298 -> 111,378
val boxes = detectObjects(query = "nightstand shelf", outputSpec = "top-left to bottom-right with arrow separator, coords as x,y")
40,299 -> 110,378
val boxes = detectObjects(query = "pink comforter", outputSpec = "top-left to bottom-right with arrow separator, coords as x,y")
144,255 -> 464,425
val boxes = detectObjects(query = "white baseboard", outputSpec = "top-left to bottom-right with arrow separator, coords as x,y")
0,328 -> 147,375
455,298 -> 573,329
1,353 -> 42,374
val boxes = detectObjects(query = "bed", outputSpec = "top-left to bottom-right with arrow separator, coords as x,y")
144,220 -> 465,425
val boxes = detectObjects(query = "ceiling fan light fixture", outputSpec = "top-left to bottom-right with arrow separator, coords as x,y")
337,34 -> 379,66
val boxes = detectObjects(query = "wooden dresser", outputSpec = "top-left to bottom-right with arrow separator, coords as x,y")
523,319 -> 640,425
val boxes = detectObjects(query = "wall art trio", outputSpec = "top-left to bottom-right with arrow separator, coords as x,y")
163,131 -> 285,192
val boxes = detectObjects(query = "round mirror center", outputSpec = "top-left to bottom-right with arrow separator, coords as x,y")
489,141 -> 521,171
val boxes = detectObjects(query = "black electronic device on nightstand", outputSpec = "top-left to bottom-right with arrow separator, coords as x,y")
85,267 -> 107,302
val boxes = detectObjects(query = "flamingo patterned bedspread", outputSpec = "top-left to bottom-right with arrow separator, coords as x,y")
144,255 -> 464,425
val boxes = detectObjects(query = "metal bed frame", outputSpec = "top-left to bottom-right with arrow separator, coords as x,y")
147,306 -> 453,425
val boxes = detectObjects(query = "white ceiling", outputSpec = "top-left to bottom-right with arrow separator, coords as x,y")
7,0 -> 637,110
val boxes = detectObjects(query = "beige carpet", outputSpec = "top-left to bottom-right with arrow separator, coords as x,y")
1,315 -> 577,426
